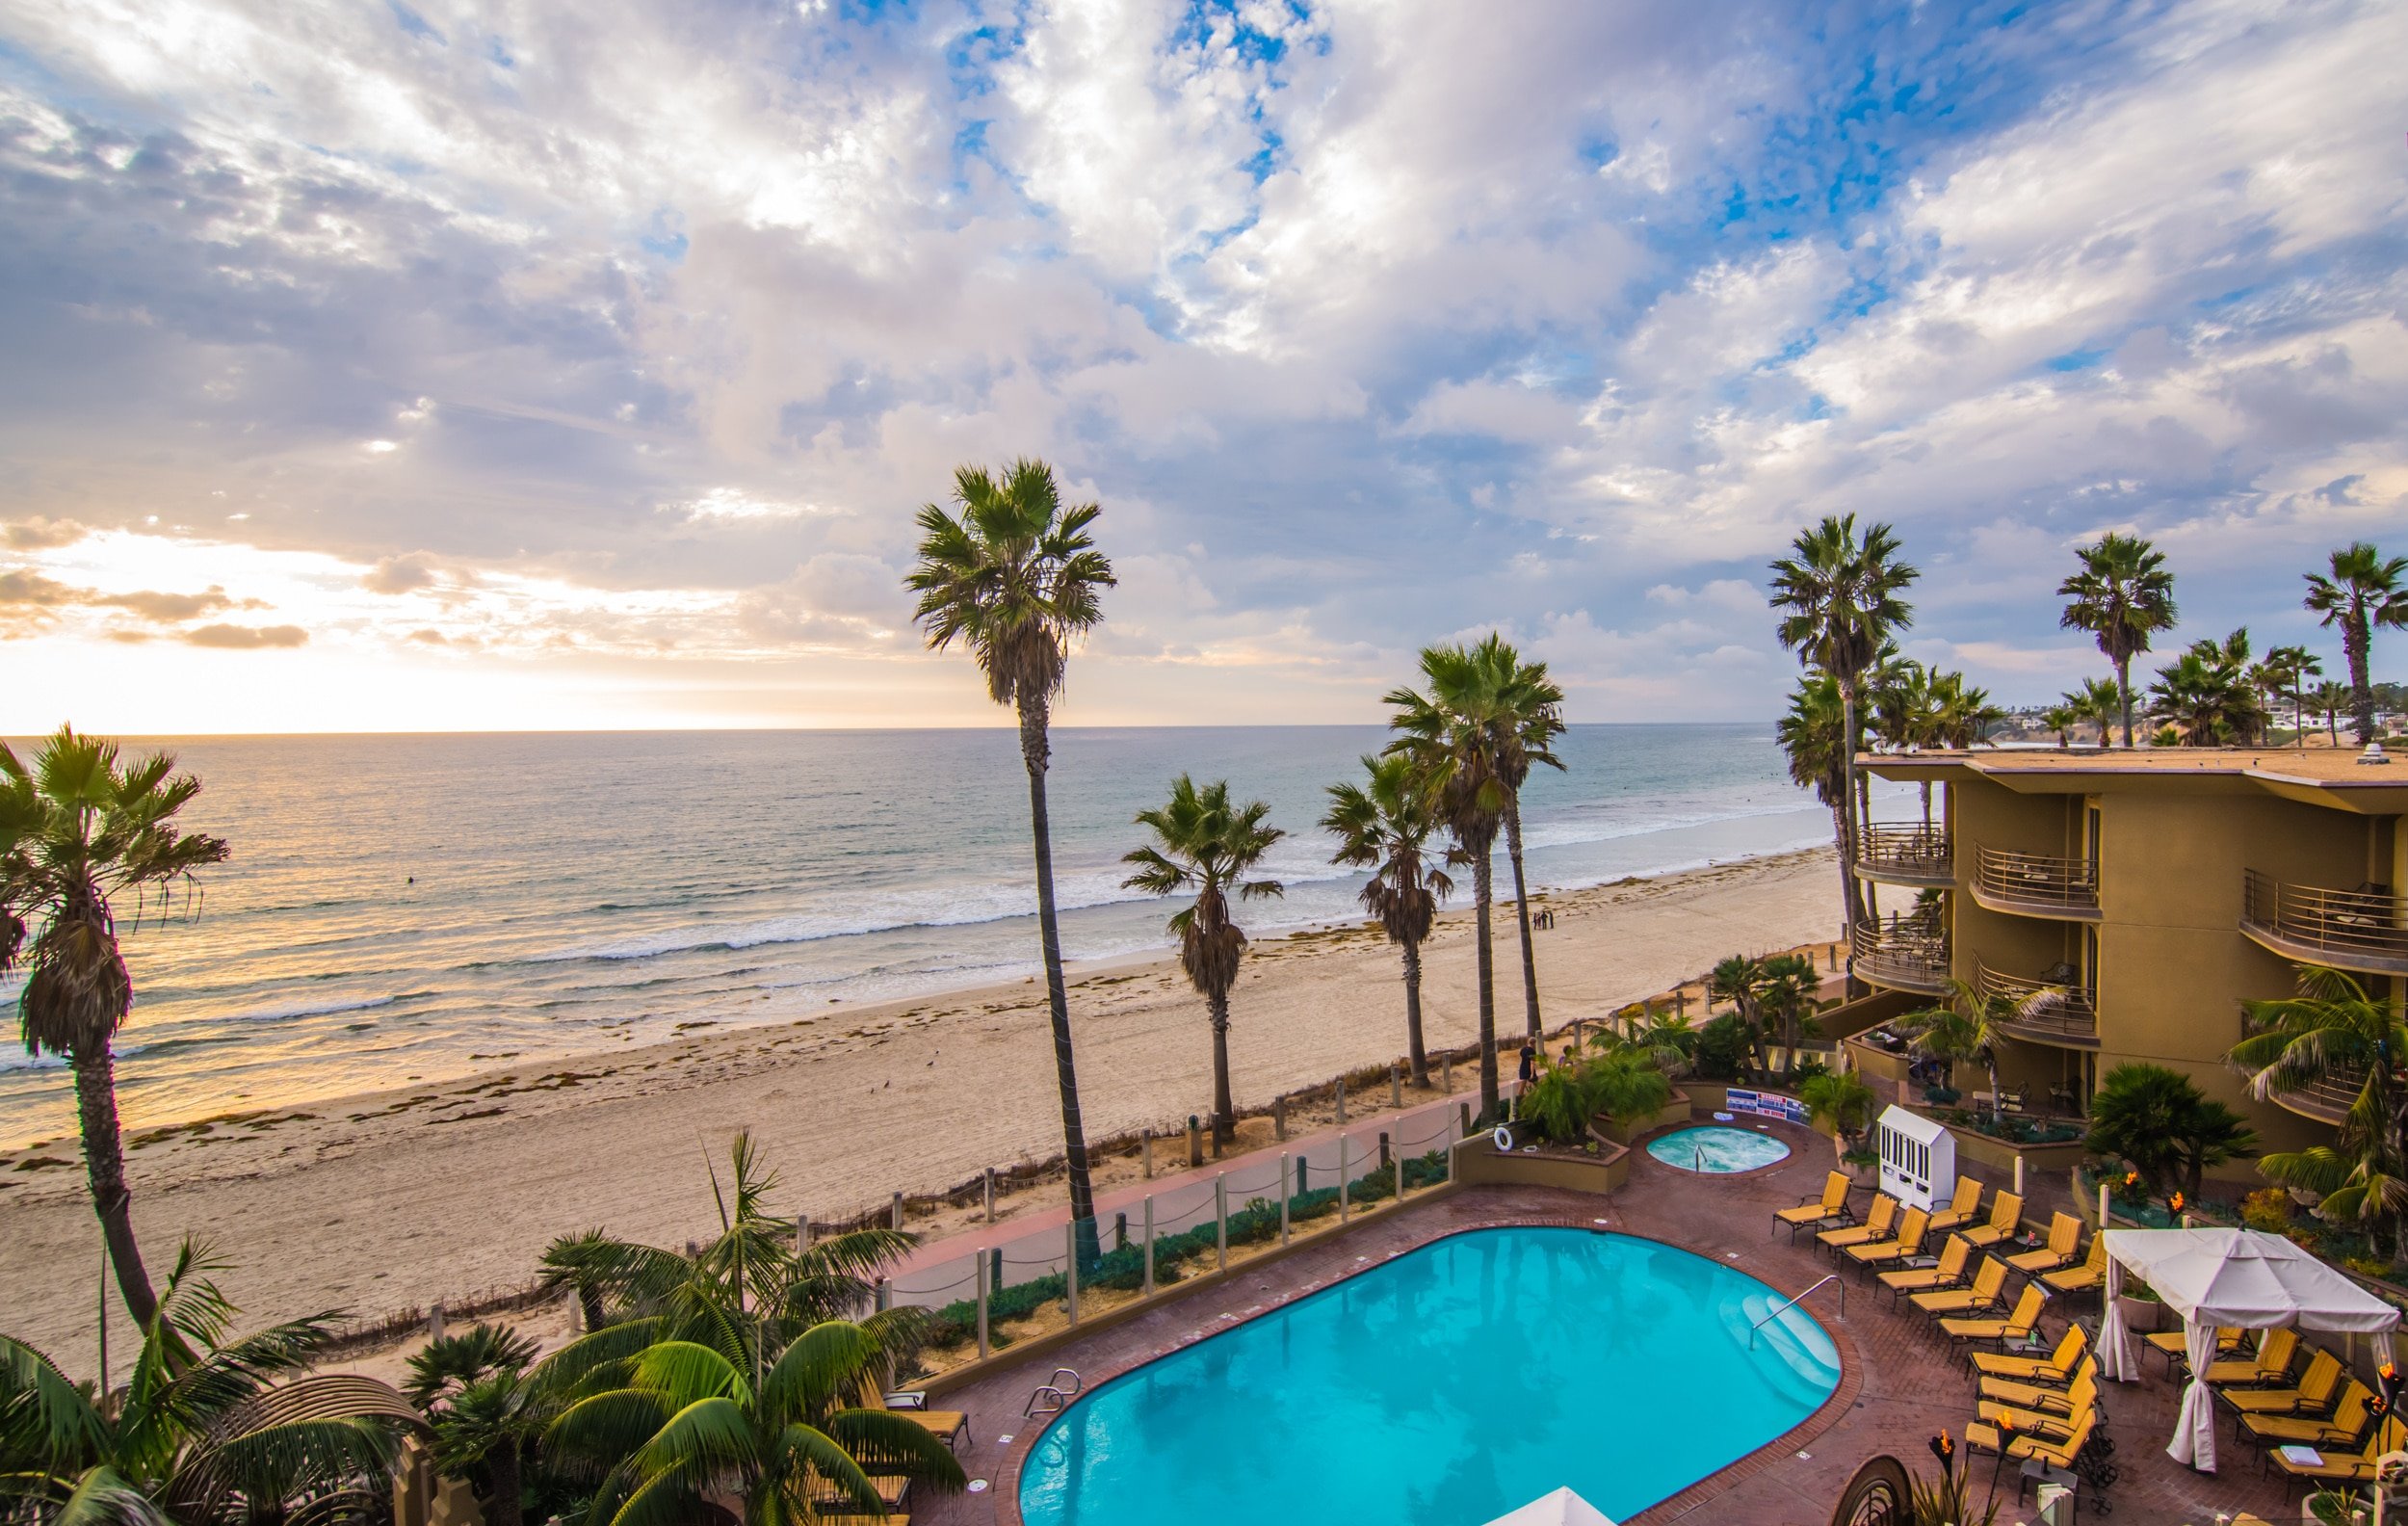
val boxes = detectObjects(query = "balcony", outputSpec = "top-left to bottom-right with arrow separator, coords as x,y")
1850,914 -> 1950,996
1854,823 -> 1953,887
2239,871 -> 2408,977
1976,960 -> 2098,1048
1970,846 -> 2100,921
2261,1066 -> 2365,1126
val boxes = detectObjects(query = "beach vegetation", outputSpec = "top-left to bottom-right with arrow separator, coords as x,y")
2302,541 -> 2408,746
1123,776 -> 1285,1148
0,1238 -> 417,1526
1322,752 -> 1453,1085
2057,531 -> 2178,747
2084,1063 -> 2257,1205
906,458 -> 1116,1238
0,726 -> 230,1330
2232,965 -> 2408,1260
1768,514 -> 1919,943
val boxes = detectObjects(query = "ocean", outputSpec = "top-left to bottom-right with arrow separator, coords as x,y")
0,725 -> 1904,1147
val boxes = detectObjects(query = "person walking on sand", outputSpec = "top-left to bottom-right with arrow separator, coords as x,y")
1518,1041 -> 1536,1087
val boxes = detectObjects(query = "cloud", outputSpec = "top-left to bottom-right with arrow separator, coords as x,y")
0,569 -> 79,607
0,0 -> 2402,726
2,517 -> 88,551
182,622 -> 308,649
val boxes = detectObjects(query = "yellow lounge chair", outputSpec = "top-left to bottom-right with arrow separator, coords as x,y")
2145,1323 -> 2248,1378
1957,1190 -> 2024,1249
1911,1256 -> 2007,1318
1773,1171 -> 1854,1241
877,1388 -> 972,1454
2041,1232 -> 2107,1295
1926,1177 -> 1983,1235
1981,1355 -> 2097,1412
2270,1415 -> 2407,1490
1972,1323 -> 2085,1385
2222,1348 -> 2344,1418
1978,1366 -> 2099,1434
2242,1380 -> 2372,1451
1844,1207 -> 1931,1273
1942,1282 -> 2046,1365
1880,1234 -> 1972,1308
1817,1195 -> 1899,1256
1967,1407 -> 2098,1471
2206,1326 -> 2298,1387
2005,1212 -> 2081,1275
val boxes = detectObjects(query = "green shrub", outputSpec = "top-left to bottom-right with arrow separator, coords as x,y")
2242,1187 -> 2293,1235
1694,1013 -> 1752,1080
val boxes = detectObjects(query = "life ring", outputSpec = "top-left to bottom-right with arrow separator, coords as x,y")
1493,1124 -> 1516,1151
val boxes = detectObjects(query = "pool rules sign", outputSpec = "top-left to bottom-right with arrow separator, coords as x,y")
1874,1105 -> 1955,1212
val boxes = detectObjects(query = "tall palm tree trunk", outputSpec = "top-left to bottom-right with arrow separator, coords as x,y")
1503,797 -> 1541,1043
1206,987 -> 1235,1147
71,1042 -> 156,1329
1827,799 -> 1864,940
1472,850 -> 1499,1120
2344,616 -> 2375,744
1400,938 -> 1428,1085
486,1444 -> 523,1526
2115,657 -> 2134,748
1016,693 -> 1097,1240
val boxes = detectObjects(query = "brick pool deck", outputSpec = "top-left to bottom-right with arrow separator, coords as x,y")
908,1119 -> 2289,1526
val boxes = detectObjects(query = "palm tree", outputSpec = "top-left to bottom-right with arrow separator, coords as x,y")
2256,645 -> 2320,745
906,460 -> 1115,1237
1929,671 -> 2002,750
543,1317 -> 964,1526
2311,678 -> 2352,746
406,1325 -> 545,1526
0,728 -> 229,1329
2083,1064 -> 2256,1203
2150,631 -> 2266,746
2057,533 -> 2179,747
2041,704 -> 2079,749
1123,776 -> 1284,1147
1895,978 -> 2011,1125
0,1239 -> 419,1526
1491,643 -> 1567,1045
2072,676 -> 2123,746
1707,955 -> 1768,1076
1869,658 -> 1939,837
1754,953 -> 1819,1075
2234,967 -> 2408,1258
537,1133 -> 918,1355
1385,642 -> 1523,1119
1322,753 -> 1453,1085
1769,514 -> 1919,934
1777,674 -> 1862,934
2303,542 -> 2408,746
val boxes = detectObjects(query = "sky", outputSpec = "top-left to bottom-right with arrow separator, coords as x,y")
1,0 -> 2404,733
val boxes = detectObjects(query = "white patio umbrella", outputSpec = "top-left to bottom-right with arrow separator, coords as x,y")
2096,1227 -> 2401,1473
1479,1487 -> 1620,1526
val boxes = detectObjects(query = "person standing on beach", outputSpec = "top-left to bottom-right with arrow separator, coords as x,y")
1518,1041 -> 1536,1087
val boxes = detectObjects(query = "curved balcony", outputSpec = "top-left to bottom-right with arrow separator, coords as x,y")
2261,1066 -> 2365,1126
1969,846 -> 2100,922
1850,916 -> 1950,996
2239,871 -> 2408,977
1976,960 -> 2098,1048
1854,824 -> 1954,888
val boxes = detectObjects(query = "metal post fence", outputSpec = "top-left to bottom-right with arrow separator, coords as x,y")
1142,1197 -> 1156,1298
1278,1152 -> 1291,1246
1064,1222 -> 1080,1327
1216,1175 -> 1228,1273
974,1254 -> 988,1359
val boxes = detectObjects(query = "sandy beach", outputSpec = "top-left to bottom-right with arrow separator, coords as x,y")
0,848 -> 1841,1365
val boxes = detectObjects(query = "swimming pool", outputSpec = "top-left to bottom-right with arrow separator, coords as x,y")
1014,1227 -> 1839,1525
1646,1124 -> 1793,1173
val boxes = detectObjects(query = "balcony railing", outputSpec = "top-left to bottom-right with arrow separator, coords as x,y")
2240,870 -> 2408,975
1855,823 -> 1953,883
1973,846 -> 2100,917
1976,960 -> 2098,1046
1850,914 -> 1950,994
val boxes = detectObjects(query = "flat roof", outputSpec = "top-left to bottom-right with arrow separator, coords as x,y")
1859,746 -> 2408,812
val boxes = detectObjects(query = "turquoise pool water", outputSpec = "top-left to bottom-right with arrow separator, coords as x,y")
1015,1227 -> 1839,1525
1646,1124 -> 1793,1173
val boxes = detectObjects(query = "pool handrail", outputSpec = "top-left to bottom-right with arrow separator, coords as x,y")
1749,1273 -> 1843,1350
